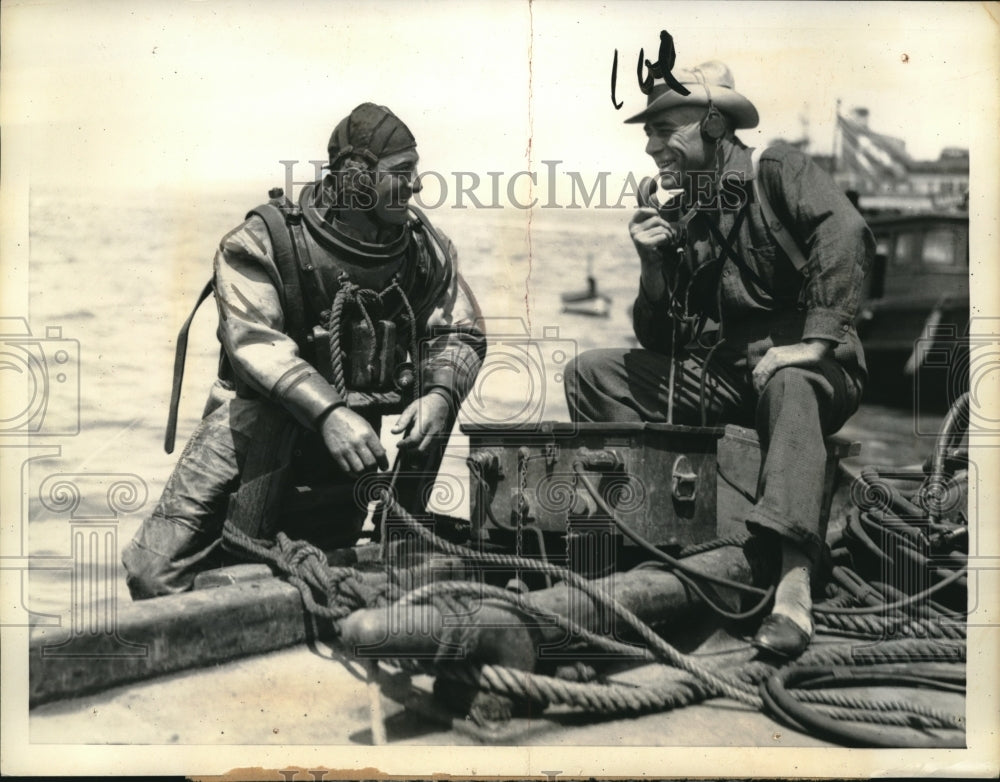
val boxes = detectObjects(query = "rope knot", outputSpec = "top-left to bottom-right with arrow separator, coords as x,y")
276,533 -> 328,568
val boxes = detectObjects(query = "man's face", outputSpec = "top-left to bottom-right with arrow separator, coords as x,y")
372,149 -> 421,226
643,106 -> 713,186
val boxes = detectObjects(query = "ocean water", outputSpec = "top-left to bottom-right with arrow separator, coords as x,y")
19,186 -> 938,622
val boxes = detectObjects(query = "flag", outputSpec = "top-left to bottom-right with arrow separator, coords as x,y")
837,115 -> 911,186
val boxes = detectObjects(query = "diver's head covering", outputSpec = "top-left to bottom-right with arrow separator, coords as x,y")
327,103 -> 417,169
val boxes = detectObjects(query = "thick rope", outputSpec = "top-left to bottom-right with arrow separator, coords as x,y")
381,493 -> 763,708
321,273 -> 420,401
221,521 -> 395,625
433,661 -> 710,715
801,637 -> 965,666
381,634 -> 967,720
381,276 -> 419,375
385,575 -> 970,720
222,511 -> 967,728
215,390 -> 969,738
323,282 -> 350,398
677,533 -> 750,558
219,482 -> 967,731
324,275 -> 381,398
815,609 -> 966,640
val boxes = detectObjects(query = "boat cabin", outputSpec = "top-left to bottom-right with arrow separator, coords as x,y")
855,212 -> 969,392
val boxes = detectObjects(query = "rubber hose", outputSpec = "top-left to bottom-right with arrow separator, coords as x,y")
761,665 -> 965,748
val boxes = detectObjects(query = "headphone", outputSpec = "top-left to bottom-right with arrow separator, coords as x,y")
696,73 -> 728,142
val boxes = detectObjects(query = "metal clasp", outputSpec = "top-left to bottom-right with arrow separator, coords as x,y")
575,448 -> 624,472
671,455 -> 698,502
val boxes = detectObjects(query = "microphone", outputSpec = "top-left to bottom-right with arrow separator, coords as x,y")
638,176 -> 684,215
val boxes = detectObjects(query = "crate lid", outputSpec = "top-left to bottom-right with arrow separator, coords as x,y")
460,420 -> 726,438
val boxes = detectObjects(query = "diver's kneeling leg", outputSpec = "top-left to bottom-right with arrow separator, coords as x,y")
122,397 -> 261,599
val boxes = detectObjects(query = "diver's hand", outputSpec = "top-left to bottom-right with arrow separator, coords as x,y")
391,392 -> 452,453
320,405 -> 388,474
752,339 -> 835,395
631,207 -> 681,300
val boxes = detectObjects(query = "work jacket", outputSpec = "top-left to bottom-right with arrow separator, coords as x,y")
632,141 -> 874,375
213,182 -> 486,430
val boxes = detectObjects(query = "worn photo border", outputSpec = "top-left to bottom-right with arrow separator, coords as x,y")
2,0 -> 999,777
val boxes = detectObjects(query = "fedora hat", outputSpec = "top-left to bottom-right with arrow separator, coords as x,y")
624,60 -> 759,128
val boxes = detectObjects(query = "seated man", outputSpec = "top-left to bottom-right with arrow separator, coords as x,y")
124,103 -> 486,600
565,62 -> 873,658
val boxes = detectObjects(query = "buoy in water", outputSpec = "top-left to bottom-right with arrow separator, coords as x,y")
561,274 -> 611,318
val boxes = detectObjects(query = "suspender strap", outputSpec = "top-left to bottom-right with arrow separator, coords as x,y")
700,206 -> 774,293
751,147 -> 808,271
287,218 -> 332,322
223,205 -> 313,539
245,203 -> 310,352
165,204 -> 313,454
164,279 -> 215,454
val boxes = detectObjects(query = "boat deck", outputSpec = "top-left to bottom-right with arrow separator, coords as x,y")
30,631 -> 840,747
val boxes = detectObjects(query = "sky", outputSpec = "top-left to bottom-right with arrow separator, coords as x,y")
2,0 -> 996,197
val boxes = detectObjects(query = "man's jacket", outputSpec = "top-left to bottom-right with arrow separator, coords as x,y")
632,142 -> 874,374
213,182 -> 486,429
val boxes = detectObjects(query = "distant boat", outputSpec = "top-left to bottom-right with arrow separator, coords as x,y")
854,210 -> 969,402
561,274 -> 611,318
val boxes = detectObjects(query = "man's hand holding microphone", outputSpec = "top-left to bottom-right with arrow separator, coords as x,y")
631,178 -> 686,301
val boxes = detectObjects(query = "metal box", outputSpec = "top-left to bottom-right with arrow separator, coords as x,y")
462,421 -> 860,556
462,422 -> 726,550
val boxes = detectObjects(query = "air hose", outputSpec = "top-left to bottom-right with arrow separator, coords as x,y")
761,664 -> 965,748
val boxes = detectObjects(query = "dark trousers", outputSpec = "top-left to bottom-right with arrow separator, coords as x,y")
123,392 -> 445,600
564,347 -> 862,563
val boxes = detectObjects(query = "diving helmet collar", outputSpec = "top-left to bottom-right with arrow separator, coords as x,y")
300,182 -> 410,265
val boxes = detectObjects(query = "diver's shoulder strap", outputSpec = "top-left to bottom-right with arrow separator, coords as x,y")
407,205 -> 451,269
751,147 -> 808,272
245,202 -> 309,350
164,279 -> 214,454
164,202 -> 311,454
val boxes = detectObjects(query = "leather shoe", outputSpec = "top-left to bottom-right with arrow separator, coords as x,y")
752,613 -> 812,660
